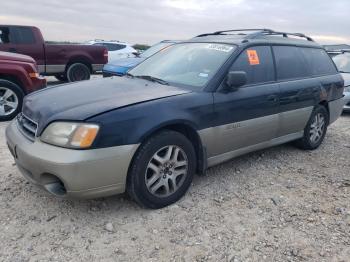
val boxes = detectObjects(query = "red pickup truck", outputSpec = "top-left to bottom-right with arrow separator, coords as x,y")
0,25 -> 108,82
0,51 -> 46,121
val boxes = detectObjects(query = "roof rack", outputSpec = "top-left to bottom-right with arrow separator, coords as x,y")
196,29 -> 314,42
327,49 -> 350,53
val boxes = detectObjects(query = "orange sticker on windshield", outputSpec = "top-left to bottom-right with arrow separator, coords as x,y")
247,50 -> 260,65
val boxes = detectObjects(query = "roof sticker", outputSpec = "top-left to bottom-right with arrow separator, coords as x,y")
247,50 -> 260,65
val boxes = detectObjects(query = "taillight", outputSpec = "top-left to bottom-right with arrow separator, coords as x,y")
103,48 -> 108,63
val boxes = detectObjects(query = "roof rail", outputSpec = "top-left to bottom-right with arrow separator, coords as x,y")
196,29 -> 314,42
327,49 -> 350,53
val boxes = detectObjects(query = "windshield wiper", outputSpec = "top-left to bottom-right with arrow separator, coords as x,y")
134,75 -> 169,85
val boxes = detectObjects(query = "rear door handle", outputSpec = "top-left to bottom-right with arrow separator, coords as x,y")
267,95 -> 279,103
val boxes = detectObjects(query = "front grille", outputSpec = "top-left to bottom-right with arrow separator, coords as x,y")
16,113 -> 38,141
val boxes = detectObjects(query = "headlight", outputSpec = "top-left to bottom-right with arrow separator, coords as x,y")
41,122 -> 100,149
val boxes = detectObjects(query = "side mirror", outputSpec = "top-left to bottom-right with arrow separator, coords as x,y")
225,71 -> 247,89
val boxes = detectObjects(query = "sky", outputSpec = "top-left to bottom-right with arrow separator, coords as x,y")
1,0 -> 349,45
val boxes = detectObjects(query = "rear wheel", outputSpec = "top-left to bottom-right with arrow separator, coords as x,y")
127,130 -> 196,209
294,105 -> 328,150
0,80 -> 24,121
66,63 -> 91,82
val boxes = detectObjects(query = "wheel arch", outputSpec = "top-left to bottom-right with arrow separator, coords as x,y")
0,74 -> 25,93
0,77 -> 25,96
66,56 -> 92,73
318,100 -> 330,122
133,121 -> 207,176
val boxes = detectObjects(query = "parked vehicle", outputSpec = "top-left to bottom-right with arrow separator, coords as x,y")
331,50 -> 350,112
0,51 -> 46,121
6,29 -> 344,208
87,40 -> 137,62
103,40 -> 179,77
0,25 -> 108,82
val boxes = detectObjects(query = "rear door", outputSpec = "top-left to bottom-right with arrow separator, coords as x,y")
203,46 -> 280,158
0,26 -> 45,68
273,46 -> 321,137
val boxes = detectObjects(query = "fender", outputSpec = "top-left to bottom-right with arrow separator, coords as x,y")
0,62 -> 33,91
89,92 -> 215,149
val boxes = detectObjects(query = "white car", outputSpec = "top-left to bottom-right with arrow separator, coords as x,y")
87,40 -> 138,62
332,51 -> 350,112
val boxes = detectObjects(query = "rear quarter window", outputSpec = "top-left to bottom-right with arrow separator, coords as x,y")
300,48 -> 337,76
10,27 -> 35,44
99,43 -> 126,51
273,46 -> 310,80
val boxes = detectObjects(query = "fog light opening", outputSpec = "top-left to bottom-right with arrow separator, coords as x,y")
44,180 -> 67,197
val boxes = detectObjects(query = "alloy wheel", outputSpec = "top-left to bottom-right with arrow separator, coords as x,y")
309,113 -> 325,144
0,87 -> 19,116
145,145 -> 188,198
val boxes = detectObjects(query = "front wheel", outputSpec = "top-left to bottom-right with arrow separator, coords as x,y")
66,63 -> 91,82
294,105 -> 329,150
127,130 -> 196,209
0,80 -> 23,121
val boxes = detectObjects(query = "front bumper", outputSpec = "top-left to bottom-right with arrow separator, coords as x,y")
27,76 -> 47,94
102,64 -> 129,77
5,120 -> 139,199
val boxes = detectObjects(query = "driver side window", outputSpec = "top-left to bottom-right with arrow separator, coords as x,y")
0,27 -> 10,44
230,46 -> 275,86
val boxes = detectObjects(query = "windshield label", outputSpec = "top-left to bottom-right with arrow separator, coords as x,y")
199,72 -> 209,78
207,44 -> 233,52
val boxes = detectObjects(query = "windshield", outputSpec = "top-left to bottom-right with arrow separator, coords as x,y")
140,42 -> 174,58
129,43 -> 236,88
333,53 -> 350,73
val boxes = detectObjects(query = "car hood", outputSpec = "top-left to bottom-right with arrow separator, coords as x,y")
0,51 -> 35,64
108,57 -> 145,68
23,77 -> 192,134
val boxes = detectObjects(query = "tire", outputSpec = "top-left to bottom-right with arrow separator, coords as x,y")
127,130 -> 196,209
0,80 -> 24,121
294,105 -> 329,150
66,63 -> 91,82
54,74 -> 68,82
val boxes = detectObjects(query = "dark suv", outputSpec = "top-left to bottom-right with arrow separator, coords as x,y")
6,29 -> 344,209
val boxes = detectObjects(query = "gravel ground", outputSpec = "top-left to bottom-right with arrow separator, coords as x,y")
0,111 -> 349,261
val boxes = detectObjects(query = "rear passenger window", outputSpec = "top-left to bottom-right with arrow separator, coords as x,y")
94,43 -> 126,51
11,27 -> 35,44
0,27 -> 11,44
273,46 -> 309,80
230,46 -> 275,85
0,27 -> 34,44
300,48 -> 337,76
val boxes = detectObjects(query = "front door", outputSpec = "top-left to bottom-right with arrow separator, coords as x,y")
0,26 -> 45,70
200,46 -> 280,161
